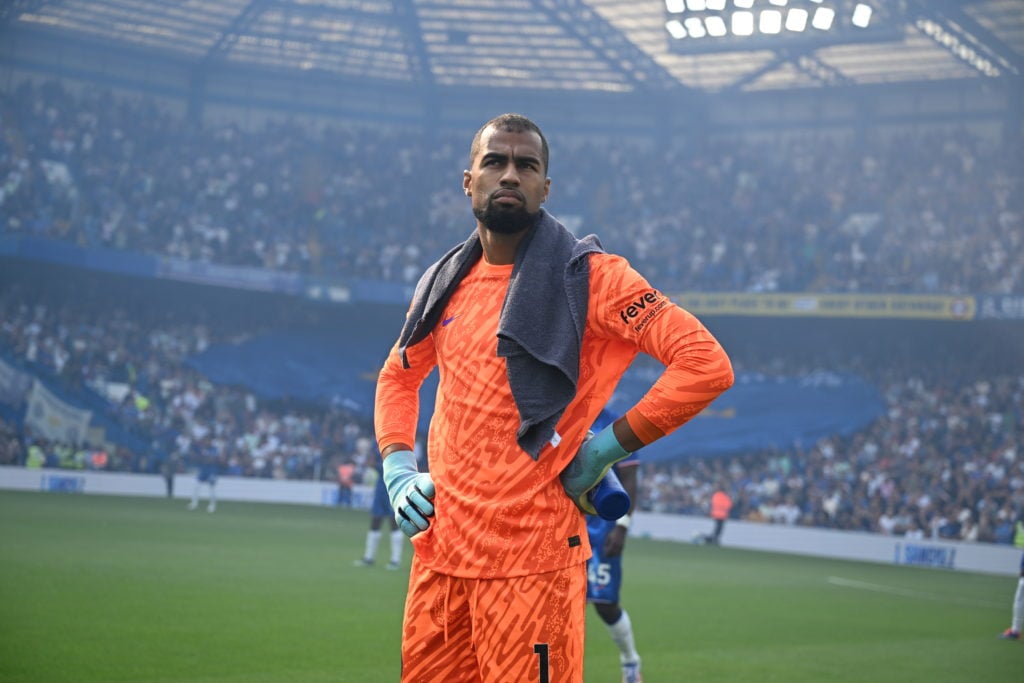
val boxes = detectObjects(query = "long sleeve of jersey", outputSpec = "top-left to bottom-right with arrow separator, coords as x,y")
629,302 -> 734,442
587,253 -> 734,445
375,332 -> 436,454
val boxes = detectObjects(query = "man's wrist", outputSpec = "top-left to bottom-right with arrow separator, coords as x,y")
586,424 -> 631,462
381,443 -> 414,459
382,449 -> 417,482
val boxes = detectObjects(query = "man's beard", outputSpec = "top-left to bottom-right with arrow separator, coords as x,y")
474,199 -> 540,235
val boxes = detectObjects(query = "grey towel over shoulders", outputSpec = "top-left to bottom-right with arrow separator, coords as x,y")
397,209 -> 605,459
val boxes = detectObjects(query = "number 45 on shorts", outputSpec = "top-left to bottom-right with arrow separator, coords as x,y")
588,561 -> 611,588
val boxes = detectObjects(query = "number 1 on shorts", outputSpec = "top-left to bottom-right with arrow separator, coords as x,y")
533,643 -> 549,683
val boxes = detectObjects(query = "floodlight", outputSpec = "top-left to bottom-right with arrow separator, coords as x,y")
852,3 -> 873,28
811,6 -> 835,30
684,16 -> 707,37
785,8 -> 808,31
686,0 -> 706,11
760,10 -> 782,34
666,18 -> 687,38
768,0 -> 788,6
707,0 -> 727,10
666,0 -> 685,13
732,10 -> 754,35
705,15 -> 728,37
734,0 -> 755,9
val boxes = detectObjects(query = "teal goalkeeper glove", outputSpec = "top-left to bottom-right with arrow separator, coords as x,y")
560,426 -> 632,515
382,450 -> 435,538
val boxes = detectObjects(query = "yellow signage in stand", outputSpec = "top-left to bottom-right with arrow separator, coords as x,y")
673,293 -> 976,321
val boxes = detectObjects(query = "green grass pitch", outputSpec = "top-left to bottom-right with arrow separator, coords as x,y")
0,491 -> 1019,682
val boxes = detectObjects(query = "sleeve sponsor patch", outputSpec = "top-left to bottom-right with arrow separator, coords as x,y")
617,289 -> 670,334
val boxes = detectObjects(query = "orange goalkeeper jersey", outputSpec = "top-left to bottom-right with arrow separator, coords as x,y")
375,252 -> 733,579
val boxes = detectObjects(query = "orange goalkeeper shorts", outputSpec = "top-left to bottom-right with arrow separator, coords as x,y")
400,555 -> 587,683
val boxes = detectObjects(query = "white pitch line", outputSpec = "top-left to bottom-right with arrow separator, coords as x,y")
827,576 -> 1004,609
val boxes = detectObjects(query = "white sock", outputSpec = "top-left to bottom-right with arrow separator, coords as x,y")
389,529 -> 404,565
208,485 -> 217,506
606,609 -> 640,664
364,530 -> 381,561
1012,577 -> 1024,632
190,484 -> 200,506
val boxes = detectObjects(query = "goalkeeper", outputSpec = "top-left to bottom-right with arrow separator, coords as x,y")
375,113 -> 734,683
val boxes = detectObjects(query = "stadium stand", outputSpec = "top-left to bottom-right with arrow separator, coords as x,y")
2,255 -> 1021,544
639,371 -> 1024,544
1,4 -> 1022,546
2,81 -> 1021,295
0,264 -> 382,486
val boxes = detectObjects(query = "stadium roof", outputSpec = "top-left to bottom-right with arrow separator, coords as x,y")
3,0 -> 1023,94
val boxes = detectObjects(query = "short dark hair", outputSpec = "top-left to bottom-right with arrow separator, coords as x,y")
469,113 -> 549,174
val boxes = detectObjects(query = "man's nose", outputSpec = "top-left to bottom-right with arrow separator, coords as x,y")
499,163 -> 520,185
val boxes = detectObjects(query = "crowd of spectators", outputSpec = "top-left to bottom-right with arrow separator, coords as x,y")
639,372 -> 1024,545
0,279 -> 382,488
1,79 -> 1022,544
3,273 -> 1021,544
0,416 -> 23,466
2,80 -> 1022,295
649,315 -> 1024,545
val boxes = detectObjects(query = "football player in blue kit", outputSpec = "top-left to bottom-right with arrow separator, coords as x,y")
188,436 -> 221,513
586,408 -> 643,683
